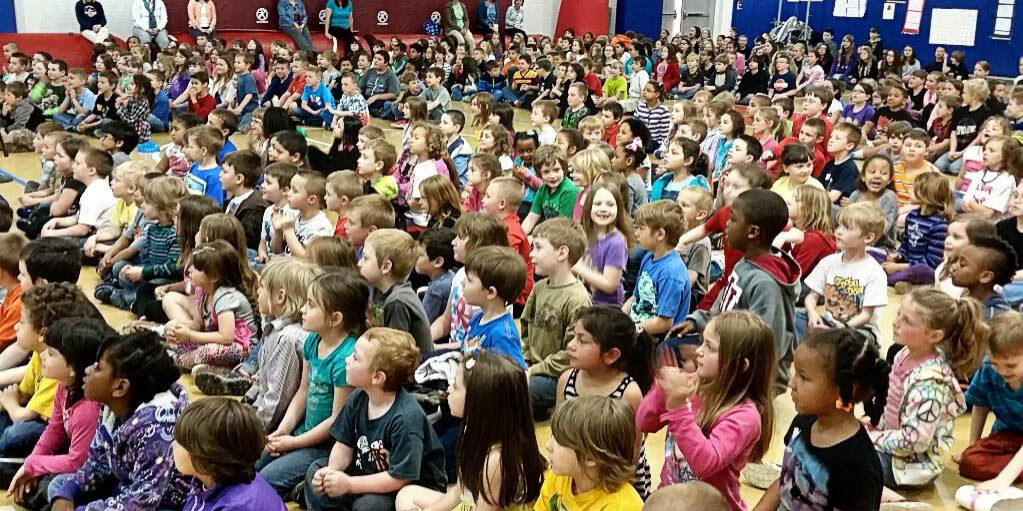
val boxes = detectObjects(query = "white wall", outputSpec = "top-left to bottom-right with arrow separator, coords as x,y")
522,0 -> 560,36
16,0 -> 137,37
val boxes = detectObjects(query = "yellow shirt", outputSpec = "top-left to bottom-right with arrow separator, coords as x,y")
111,198 -> 139,230
534,472 -> 642,511
771,175 -> 825,204
19,351 -> 57,420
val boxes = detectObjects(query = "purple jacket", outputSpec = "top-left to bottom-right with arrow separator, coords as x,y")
183,474 -> 286,511
52,383 -> 191,511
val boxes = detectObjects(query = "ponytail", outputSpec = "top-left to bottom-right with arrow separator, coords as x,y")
676,137 -> 708,178
804,328 -> 890,426
578,306 -> 655,393
909,288 -> 989,380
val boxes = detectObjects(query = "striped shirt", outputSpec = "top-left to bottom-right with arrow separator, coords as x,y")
892,161 -> 939,206
898,210 -> 948,268
140,223 -> 182,280
635,102 -> 671,148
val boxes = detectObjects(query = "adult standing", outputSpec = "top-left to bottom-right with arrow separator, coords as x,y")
187,0 -> 217,41
278,0 -> 315,53
504,0 -> 527,46
325,0 -> 357,59
131,0 -> 170,49
75,0 -> 110,44
475,0 -> 499,38
443,0 -> 476,52
358,50 -> 399,117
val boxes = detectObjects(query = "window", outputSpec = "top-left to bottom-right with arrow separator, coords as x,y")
995,0 -> 1015,39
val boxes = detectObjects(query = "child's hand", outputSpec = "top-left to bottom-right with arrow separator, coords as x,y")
952,451 -> 963,464
806,309 -> 826,330
669,320 -> 696,338
512,166 -> 529,180
0,384 -> 19,408
154,285 -> 170,299
7,464 -> 37,502
318,469 -> 352,498
83,236 -> 97,257
657,366 -> 699,409
121,265 -> 143,282
165,321 -> 189,343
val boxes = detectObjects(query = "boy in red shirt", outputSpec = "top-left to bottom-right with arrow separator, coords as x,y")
482,176 -> 535,315
790,86 -> 834,161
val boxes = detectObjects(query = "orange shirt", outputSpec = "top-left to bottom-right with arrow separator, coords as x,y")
0,285 -> 22,348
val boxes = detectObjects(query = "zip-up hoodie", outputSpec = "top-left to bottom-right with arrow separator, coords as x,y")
687,248 -> 801,394
52,383 -> 191,511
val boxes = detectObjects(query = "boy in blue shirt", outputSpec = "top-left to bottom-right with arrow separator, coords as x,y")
462,245 -> 527,368
624,200 -> 692,338
208,108 -> 238,164
183,125 -> 225,205
296,66 -> 336,128
230,52 -> 259,131
145,70 -> 170,132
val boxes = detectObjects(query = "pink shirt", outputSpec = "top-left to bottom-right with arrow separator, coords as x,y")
638,383 -> 762,511
883,349 -> 936,430
24,384 -> 102,477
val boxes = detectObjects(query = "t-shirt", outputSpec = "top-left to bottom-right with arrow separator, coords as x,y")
538,125 -> 558,146
892,161 -> 938,205
296,333 -> 355,436
805,252 -> 888,339
20,352 -> 58,420
234,72 -> 259,116
186,162 -> 224,205
819,157 -> 858,199
0,286 -> 22,347
841,103 -> 875,127
535,471 -> 642,511
871,107 -> 915,138
951,104 -> 994,149
217,139 -> 237,165
630,251 -> 691,329
680,239 -> 712,307
370,281 -> 433,353
423,270 -> 454,324
589,231 -> 628,306
464,311 -> 526,368
963,170 -> 1015,216
261,205 -> 297,249
966,357 -> 1023,433
771,176 -> 825,204
447,268 -> 477,347
531,178 -> 580,222
287,210 -> 333,255
198,287 -> 259,350
77,178 -> 115,230
700,207 -> 742,310
779,415 -> 882,511
419,85 -> 451,119
331,389 -> 447,490
769,71 -> 797,95
301,83 -> 336,112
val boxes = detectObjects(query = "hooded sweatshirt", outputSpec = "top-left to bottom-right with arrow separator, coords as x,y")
183,474 -> 286,511
52,383 -> 191,511
687,248 -> 801,394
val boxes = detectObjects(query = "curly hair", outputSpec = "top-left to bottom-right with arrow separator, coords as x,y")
99,331 -> 181,409
22,282 -> 99,331
802,328 -> 890,426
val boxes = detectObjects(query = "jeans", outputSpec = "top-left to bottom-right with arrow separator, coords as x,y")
238,110 -> 253,132
295,108 -> 332,127
495,86 -> 518,104
304,458 -> 397,511
47,473 -> 73,502
0,413 -> 46,456
935,151 -> 964,175
529,374 -> 557,421
281,24 -> 315,52
132,27 -> 170,49
449,84 -> 476,102
257,444 -> 332,498
53,112 -> 86,131
377,101 -> 402,121
188,27 -> 217,41
146,114 -> 166,133
367,100 -> 390,118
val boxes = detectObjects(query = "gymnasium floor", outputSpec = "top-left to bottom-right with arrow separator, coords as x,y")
0,102 -> 996,510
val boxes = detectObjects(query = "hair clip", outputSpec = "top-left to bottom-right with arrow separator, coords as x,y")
834,398 -> 854,413
625,137 -> 643,153
464,357 -> 477,371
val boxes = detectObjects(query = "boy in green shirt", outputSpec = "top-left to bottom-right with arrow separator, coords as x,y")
522,145 -> 580,234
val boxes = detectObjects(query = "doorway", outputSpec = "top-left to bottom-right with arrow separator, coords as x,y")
668,0 -> 716,36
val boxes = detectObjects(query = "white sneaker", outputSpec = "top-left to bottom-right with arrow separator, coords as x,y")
742,461 -> 781,490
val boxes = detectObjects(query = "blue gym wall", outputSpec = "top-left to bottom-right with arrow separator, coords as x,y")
0,0 -> 16,33
731,0 -> 1021,77
617,0 -> 662,39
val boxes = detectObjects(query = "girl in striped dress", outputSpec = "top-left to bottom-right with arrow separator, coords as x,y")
556,306 -> 655,499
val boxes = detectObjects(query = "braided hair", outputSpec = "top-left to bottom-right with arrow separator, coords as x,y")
99,331 -> 181,409
803,328 -> 891,426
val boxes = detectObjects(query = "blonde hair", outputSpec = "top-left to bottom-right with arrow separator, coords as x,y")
700,311 -> 775,462
532,217 -> 587,265
363,327 -> 420,392
578,116 -> 603,134
550,396 -> 637,491
645,483 -> 729,511
143,176 -> 188,224
364,229 -> 418,281
912,172 -> 954,221
306,237 -> 356,269
113,159 -> 153,188
569,147 -> 612,189
486,176 -> 524,207
259,257 -> 324,322
679,186 -> 713,223
963,78 -> 991,102
327,170 -> 363,200
838,201 -> 886,242
794,185 -> 833,235
350,195 -> 396,230
907,288 -> 989,378
753,106 -> 786,142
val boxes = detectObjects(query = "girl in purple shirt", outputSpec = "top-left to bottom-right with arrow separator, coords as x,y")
573,181 -> 633,307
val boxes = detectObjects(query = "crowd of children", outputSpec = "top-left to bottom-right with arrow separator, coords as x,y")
1,19 -> 1023,511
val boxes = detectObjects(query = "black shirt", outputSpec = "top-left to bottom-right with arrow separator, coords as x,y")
871,106 -> 916,137
951,104 -> 993,149
997,218 -> 1023,271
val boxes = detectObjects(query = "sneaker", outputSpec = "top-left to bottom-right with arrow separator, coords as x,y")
93,283 -> 115,304
741,461 -> 781,490
390,119 -> 408,129
194,366 -> 253,396
23,181 -> 39,193
893,281 -> 913,295
880,503 -> 934,511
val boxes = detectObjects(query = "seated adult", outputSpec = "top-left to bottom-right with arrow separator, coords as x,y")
358,50 -> 399,117
131,0 -> 170,49
443,0 -> 476,52
475,0 -> 500,37
187,0 -> 217,41
75,0 -> 110,45
325,0 -> 357,59
278,0 -> 315,52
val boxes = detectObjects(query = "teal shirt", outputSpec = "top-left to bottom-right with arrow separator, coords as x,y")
296,333 -> 356,435
531,178 -> 580,221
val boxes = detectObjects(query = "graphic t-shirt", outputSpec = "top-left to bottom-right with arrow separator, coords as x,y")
804,252 -> 888,339
464,311 -> 526,368
630,251 -> 690,329
330,389 -> 446,490
779,415 -> 882,511
535,471 -> 642,511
